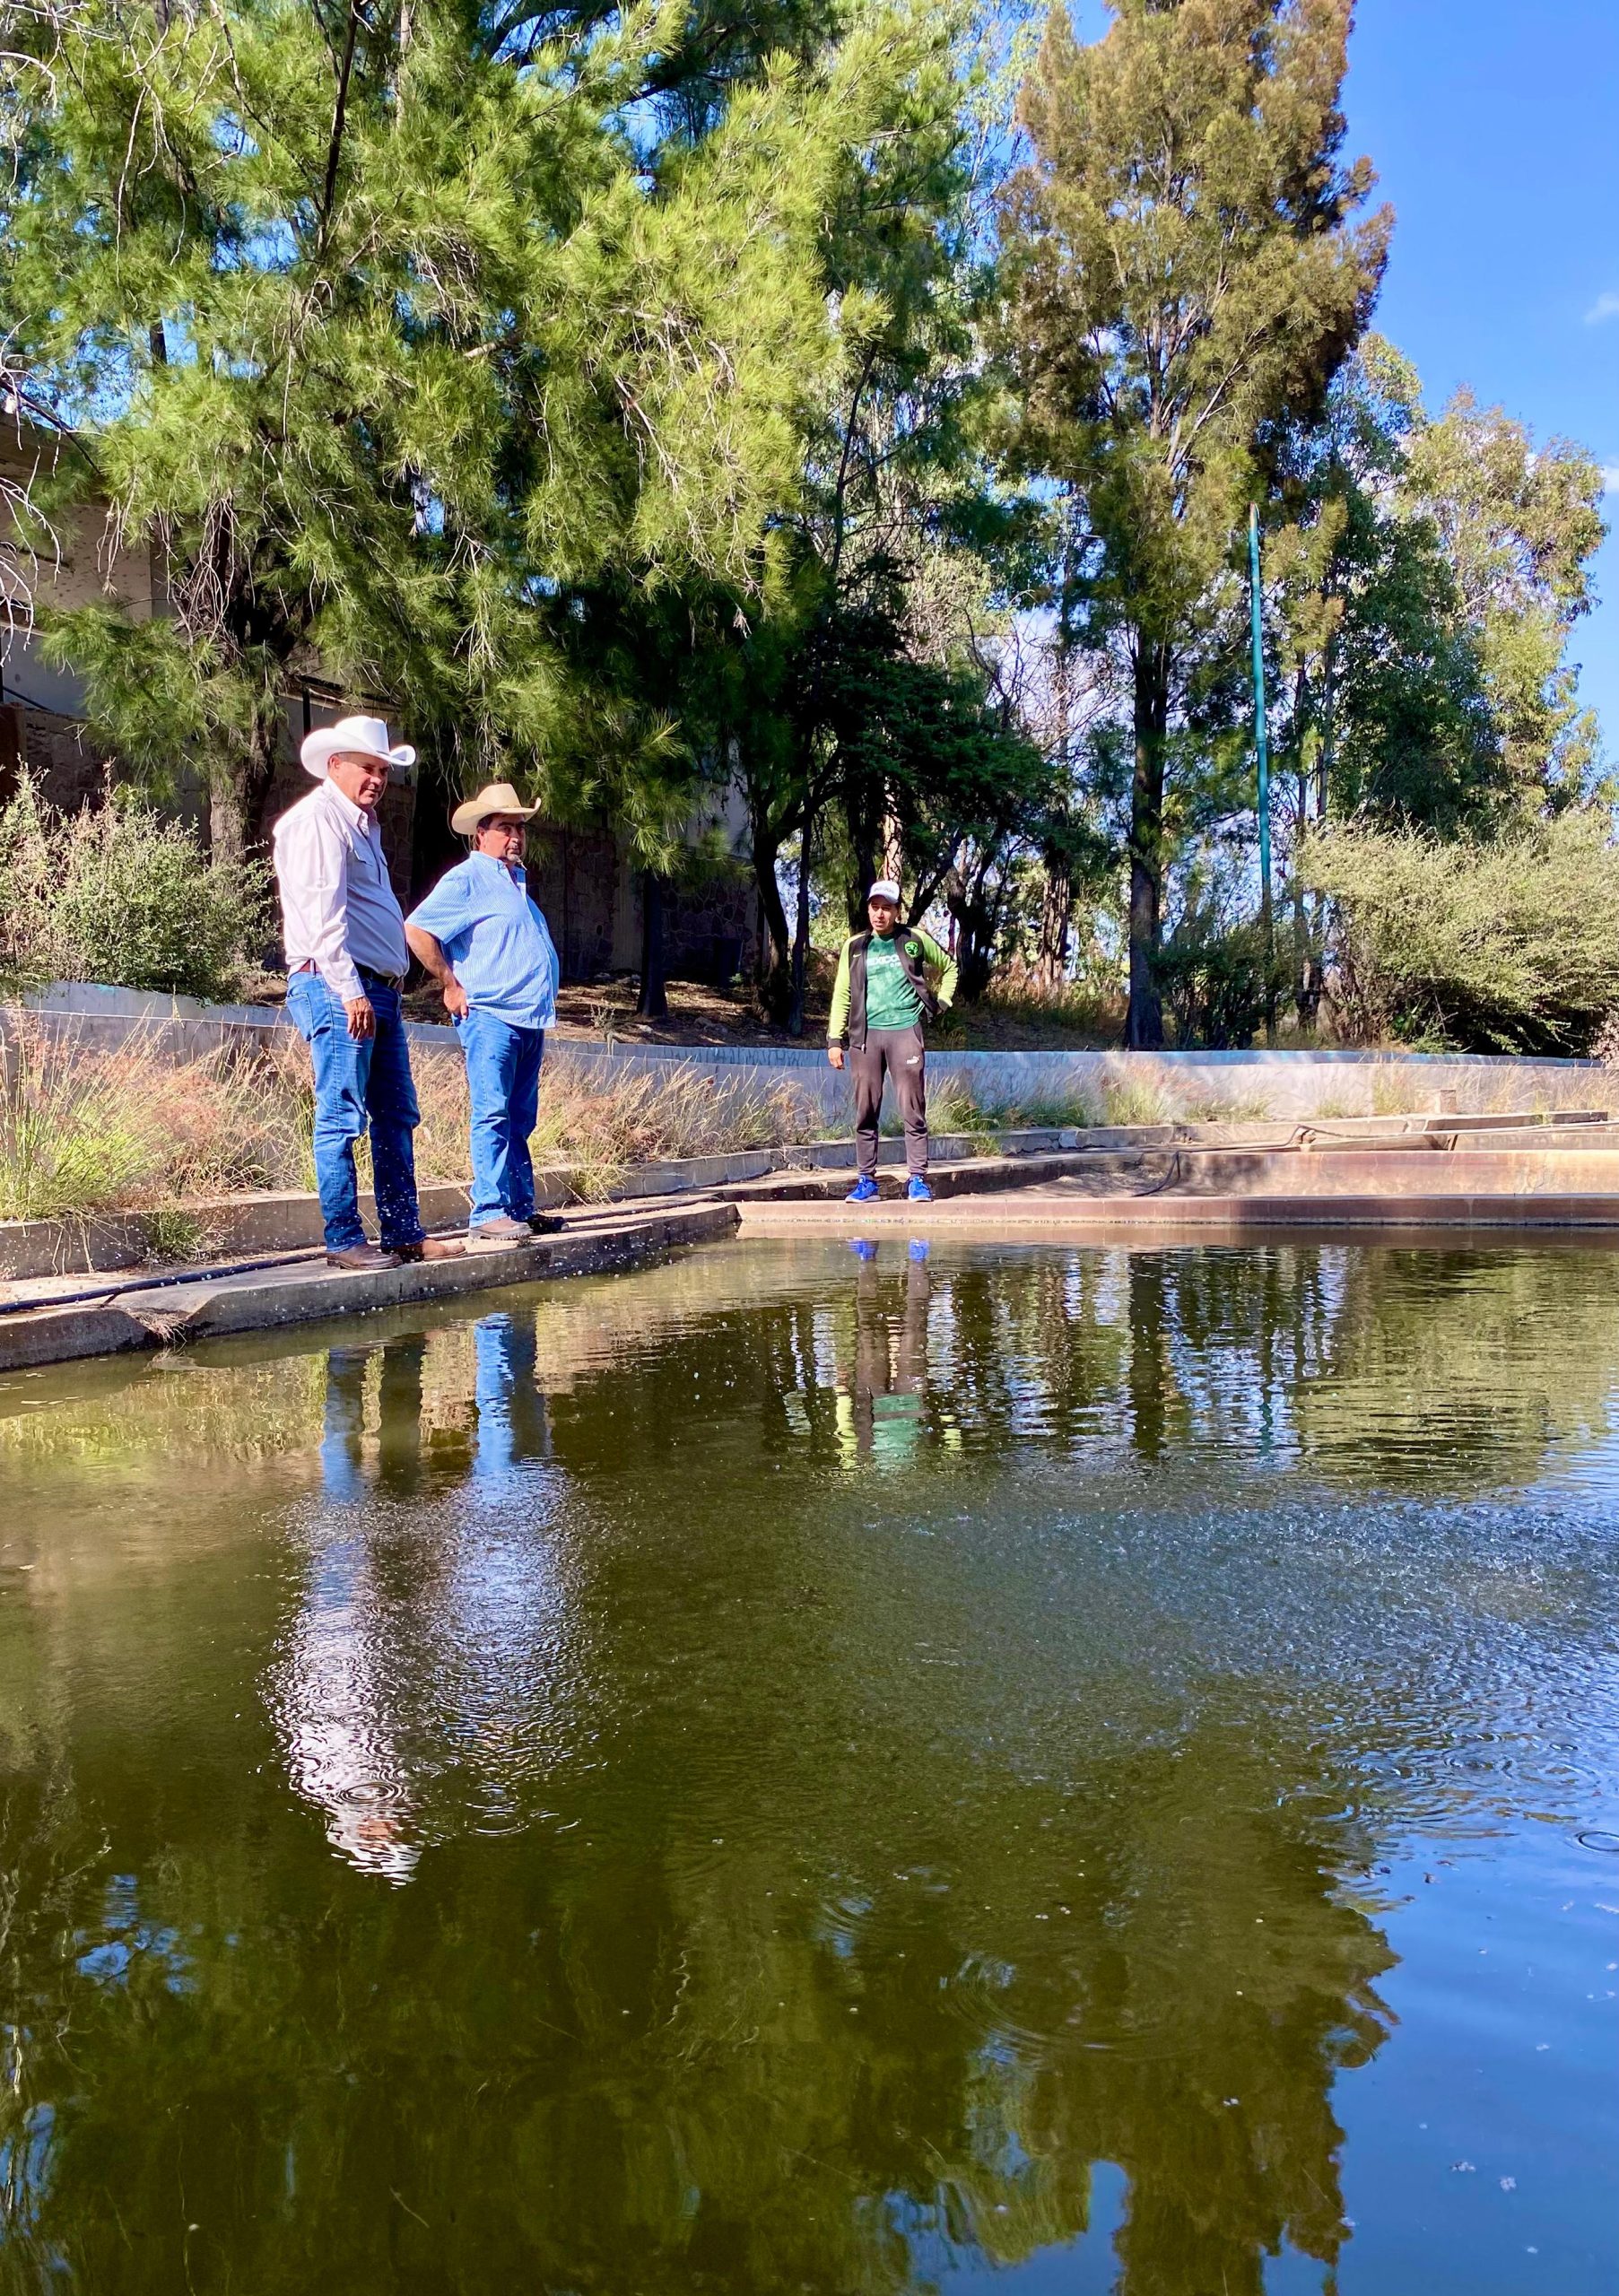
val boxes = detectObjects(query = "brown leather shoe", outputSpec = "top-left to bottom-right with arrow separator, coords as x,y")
326,1243 -> 404,1272
467,1216 -> 532,1250
393,1237 -> 466,1262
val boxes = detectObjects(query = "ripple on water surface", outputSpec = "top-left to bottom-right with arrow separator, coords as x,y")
0,1237 -> 1615,2294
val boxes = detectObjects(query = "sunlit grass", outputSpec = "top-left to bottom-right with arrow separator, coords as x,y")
0,1015 -> 823,1227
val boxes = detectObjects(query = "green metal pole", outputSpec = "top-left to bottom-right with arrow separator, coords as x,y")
1249,502 -> 1272,935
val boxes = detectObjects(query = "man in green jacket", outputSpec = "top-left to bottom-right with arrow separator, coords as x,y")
827,879 -> 958,1203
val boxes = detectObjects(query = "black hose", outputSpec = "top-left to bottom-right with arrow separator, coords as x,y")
0,1202 -> 661,1319
0,1243 -> 333,1316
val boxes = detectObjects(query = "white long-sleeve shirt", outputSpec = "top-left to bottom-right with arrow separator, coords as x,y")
271,778 -> 410,1003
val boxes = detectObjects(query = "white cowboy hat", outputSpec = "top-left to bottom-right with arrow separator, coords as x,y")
300,713 -> 417,781
449,780 -> 542,838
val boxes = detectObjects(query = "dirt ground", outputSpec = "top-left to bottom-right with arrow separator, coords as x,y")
256,959 -> 1118,1052
401,973 -> 1121,1051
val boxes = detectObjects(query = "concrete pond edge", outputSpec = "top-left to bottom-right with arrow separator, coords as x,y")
0,1130 -> 1088,1283
0,1201 -> 741,1373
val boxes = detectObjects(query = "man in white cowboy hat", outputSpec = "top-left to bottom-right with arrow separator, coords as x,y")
273,713 -> 464,1272
404,780 -> 563,1250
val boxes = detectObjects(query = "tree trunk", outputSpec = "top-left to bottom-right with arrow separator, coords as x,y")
1127,641 -> 1169,1049
1293,765 -> 1317,1033
1289,665 -> 1318,1034
210,777 -> 249,871
751,805 -> 792,1018
209,713 -> 281,870
844,785 -> 881,928
788,801 -> 813,1038
636,869 -> 668,1019
1038,839 -> 1073,988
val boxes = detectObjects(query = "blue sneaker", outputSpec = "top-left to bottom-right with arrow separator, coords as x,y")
846,1175 -> 880,1204
907,1176 -> 933,1204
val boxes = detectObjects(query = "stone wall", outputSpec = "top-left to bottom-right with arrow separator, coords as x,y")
521,826 -> 757,985
649,857 -> 755,986
524,823 -> 625,981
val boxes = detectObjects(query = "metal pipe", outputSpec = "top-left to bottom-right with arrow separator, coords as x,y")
1249,502 -> 1273,931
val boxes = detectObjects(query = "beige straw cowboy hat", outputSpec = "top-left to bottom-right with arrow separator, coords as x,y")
300,712 -> 416,779
449,780 -> 543,838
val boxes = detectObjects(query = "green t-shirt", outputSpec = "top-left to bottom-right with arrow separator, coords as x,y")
865,931 -> 922,1031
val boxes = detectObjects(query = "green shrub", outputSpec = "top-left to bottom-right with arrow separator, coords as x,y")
0,775 -> 271,1003
1153,916 -> 1286,1049
1299,813 -> 1619,1054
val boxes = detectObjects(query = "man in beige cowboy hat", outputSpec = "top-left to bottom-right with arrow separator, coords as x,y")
405,781 -> 564,1250
273,713 -> 464,1271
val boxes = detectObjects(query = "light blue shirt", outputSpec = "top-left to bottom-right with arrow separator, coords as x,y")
406,855 -> 560,1032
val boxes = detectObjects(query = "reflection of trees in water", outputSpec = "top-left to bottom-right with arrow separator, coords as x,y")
1284,1246 -> 1619,1489
0,1684 -> 1390,2294
762,1241 -> 1619,1496
10,1239 -> 1613,1518
6,1238 -> 1617,2287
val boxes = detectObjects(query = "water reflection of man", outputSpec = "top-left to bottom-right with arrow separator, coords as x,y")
278,1320 -> 560,1882
836,1239 -> 932,1467
377,1335 -> 427,1497
474,1311 -> 552,1485
290,1348 -> 422,1882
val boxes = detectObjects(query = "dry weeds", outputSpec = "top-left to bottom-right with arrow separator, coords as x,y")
0,1014 -> 823,1223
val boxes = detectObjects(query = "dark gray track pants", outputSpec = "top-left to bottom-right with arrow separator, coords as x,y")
852,1024 -> 927,1178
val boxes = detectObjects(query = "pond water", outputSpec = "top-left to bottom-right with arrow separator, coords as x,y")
2,1235 -> 1617,2294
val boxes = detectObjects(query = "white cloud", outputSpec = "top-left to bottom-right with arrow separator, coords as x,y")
1603,465 -> 1619,497
1585,291 -> 1619,325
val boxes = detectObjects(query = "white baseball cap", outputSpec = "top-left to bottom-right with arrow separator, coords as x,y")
867,879 -> 901,903
300,713 -> 416,781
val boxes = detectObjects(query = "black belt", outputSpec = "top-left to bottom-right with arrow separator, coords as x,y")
357,965 -> 405,989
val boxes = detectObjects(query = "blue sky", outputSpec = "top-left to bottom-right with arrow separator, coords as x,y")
1343,0 -> 1619,754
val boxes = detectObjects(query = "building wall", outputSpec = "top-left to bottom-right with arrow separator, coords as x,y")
2,429 -> 159,758
514,822 -> 758,985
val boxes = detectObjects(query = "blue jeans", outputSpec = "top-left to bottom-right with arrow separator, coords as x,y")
457,1008 -> 544,1226
286,970 -> 424,1252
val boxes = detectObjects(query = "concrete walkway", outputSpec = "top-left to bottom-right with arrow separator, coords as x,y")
0,1199 -> 738,1372
737,1182 -> 1619,1238
15,1119 -> 1619,1373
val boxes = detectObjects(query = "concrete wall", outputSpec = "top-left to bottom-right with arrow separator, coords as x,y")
1,427 -> 161,813
13,986 -> 1611,1125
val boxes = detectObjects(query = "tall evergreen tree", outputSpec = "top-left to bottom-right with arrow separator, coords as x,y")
997,0 -> 1388,1047
1271,339 -> 1607,841
3,0 -> 883,859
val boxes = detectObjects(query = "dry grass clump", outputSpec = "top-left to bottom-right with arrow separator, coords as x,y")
0,1020 -> 309,1222
954,966 -> 1126,1050
0,1019 -> 823,1225
411,1049 -> 819,1199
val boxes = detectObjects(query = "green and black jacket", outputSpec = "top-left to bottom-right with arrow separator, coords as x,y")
827,926 -> 958,1053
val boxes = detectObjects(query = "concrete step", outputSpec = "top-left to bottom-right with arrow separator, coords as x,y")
740,1191 -> 1619,1237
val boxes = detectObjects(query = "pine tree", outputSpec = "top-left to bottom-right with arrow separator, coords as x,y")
1271,339 -> 1608,842
4,0 -> 877,859
997,0 -> 1388,1047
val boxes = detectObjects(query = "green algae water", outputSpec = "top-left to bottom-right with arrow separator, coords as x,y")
2,1235 -> 1617,2294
